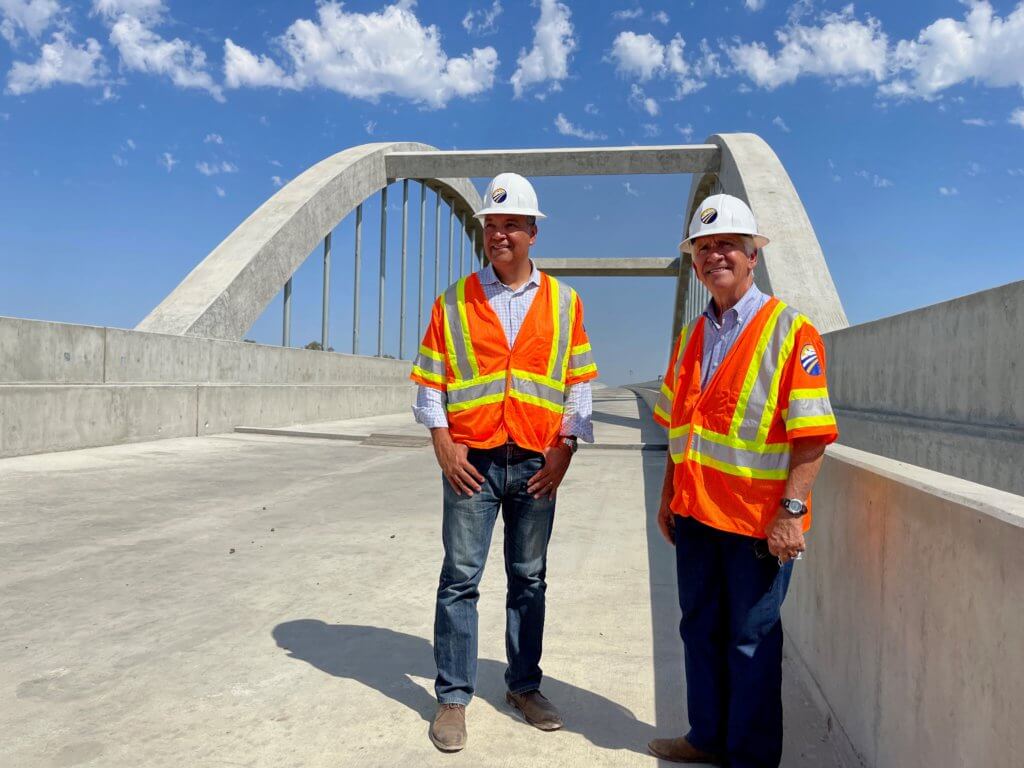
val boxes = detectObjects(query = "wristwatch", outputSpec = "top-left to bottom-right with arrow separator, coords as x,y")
559,435 -> 579,455
780,498 -> 808,517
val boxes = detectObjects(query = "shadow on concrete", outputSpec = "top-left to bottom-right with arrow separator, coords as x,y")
272,620 -> 657,756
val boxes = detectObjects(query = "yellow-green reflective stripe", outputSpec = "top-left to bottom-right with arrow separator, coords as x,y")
546,278 -> 561,377
509,389 -> 565,414
456,278 -> 480,379
790,387 -> 829,400
691,425 -> 789,454
447,376 -> 506,406
570,342 -> 591,355
654,404 -> 671,423
450,393 -> 509,411
786,397 -> 833,421
418,344 -> 444,362
690,431 -> 791,475
686,449 -> 789,480
669,433 -> 687,463
786,415 -> 837,431
511,368 -> 564,390
669,425 -> 688,438
442,304 -> 462,381
660,382 -> 673,399
753,313 -> 807,443
568,363 -> 597,378
730,302 -> 787,437
511,373 -> 564,404
568,349 -> 595,370
411,365 -> 443,385
446,371 -> 506,391
673,323 -> 691,386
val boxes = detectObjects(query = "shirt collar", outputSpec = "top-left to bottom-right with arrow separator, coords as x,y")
479,260 -> 542,289
702,282 -> 764,327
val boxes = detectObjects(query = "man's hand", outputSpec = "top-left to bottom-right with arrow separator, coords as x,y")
431,428 -> 484,496
657,497 -> 675,545
527,443 -> 572,500
765,510 -> 805,563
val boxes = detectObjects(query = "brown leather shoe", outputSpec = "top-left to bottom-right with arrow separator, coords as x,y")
506,689 -> 563,731
430,703 -> 467,752
647,736 -> 723,764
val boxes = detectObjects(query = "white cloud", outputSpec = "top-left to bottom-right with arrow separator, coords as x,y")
364,119 -> 376,135
856,169 -> 892,188
674,122 -> 693,139
511,0 -> 576,98
1008,167 -> 1024,176
584,101 -> 598,114
1011,107 -> 1024,128
938,186 -> 958,196
885,2 -> 1024,100
196,160 -> 237,176
159,151 -> 176,172
728,6 -> 888,90
962,117 -> 992,126
0,0 -> 63,44
554,112 -> 606,140
6,33 -> 107,94
612,8 -> 643,21
772,114 -> 790,132
745,0 -> 766,11
224,2 -> 498,108
629,83 -> 659,115
271,175 -> 284,187
651,10 -> 669,25
112,152 -> 127,166
93,1 -> 224,101
609,30 -> 715,96
269,158 -> 282,167
215,185 -> 225,197
125,137 -> 135,149
641,122 -> 659,136
0,111 -> 9,119
966,161 -> 982,176
204,132 -> 223,144
624,181 -> 640,196
462,1 -> 502,35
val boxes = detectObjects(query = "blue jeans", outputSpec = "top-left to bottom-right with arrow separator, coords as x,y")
675,515 -> 794,768
434,443 -> 556,705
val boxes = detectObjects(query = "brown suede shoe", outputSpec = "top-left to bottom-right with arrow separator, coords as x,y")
506,690 -> 563,731
429,703 -> 467,752
647,736 -> 723,764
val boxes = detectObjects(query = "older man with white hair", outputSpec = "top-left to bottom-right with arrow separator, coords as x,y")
648,194 -> 838,767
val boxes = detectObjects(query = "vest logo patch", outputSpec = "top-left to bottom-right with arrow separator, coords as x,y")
799,344 -> 821,375
492,187 -> 507,203
700,207 -> 718,224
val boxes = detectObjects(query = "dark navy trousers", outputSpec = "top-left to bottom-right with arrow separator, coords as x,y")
674,515 -> 794,768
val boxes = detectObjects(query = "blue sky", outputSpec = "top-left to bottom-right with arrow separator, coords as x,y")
2,0 -> 1023,385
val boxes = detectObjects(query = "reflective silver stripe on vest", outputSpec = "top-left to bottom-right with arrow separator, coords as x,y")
657,324 -> 691,421
737,306 -> 801,442
443,280 -> 473,381
786,396 -> 834,421
413,351 -> 446,378
447,376 -> 507,406
689,431 -> 791,475
568,348 -> 595,371
668,428 -> 688,461
548,281 -> 574,378
510,374 -> 565,408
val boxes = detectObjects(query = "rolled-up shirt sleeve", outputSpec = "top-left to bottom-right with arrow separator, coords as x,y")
412,384 -> 449,429
561,381 -> 594,443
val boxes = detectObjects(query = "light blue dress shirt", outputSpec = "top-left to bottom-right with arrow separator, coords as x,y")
700,283 -> 770,389
412,261 -> 595,442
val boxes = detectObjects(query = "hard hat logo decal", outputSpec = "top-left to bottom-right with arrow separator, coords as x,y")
799,344 -> 822,376
492,188 -> 508,203
700,207 -> 718,224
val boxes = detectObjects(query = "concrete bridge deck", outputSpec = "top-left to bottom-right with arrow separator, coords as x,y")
1,389 -> 847,768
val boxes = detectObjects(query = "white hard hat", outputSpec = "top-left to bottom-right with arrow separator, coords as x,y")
475,172 -> 546,221
679,193 -> 769,254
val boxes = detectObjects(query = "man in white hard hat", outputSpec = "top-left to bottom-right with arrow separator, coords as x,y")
648,194 -> 838,767
410,172 -> 599,752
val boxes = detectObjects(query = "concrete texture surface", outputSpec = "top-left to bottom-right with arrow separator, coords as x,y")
679,133 -> 849,337
824,280 -> 1024,495
136,142 -> 484,341
384,145 -> 720,178
1,389 -> 846,768
532,258 -> 680,277
784,444 -> 1024,768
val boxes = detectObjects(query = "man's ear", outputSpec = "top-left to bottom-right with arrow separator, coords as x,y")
529,224 -> 538,244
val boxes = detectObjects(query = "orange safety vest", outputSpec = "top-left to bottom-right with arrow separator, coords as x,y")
653,297 -> 838,539
411,271 -> 598,452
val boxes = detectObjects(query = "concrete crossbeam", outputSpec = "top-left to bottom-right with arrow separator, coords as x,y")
533,257 -> 680,277
385,145 -> 720,178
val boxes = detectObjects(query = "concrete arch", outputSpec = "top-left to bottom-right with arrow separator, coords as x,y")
674,133 -> 848,338
137,142 -> 484,341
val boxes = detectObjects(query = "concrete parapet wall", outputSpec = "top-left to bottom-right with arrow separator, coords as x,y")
0,316 -> 414,457
824,280 -> 1024,495
785,444 -> 1024,768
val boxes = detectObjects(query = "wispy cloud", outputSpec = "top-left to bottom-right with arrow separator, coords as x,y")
112,153 -> 127,167
204,133 -> 223,144
962,118 -> 992,127
462,1 -> 502,36
856,169 -> 893,188
271,175 -> 284,187
938,186 -> 959,196
624,181 -> 640,197
1011,108 -> 1024,128
675,122 -> 694,140
554,112 -> 606,140
196,160 -> 237,176
772,115 -> 791,132
215,185 -> 226,198
612,8 -> 644,21
159,151 -> 177,172
364,119 -> 376,135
